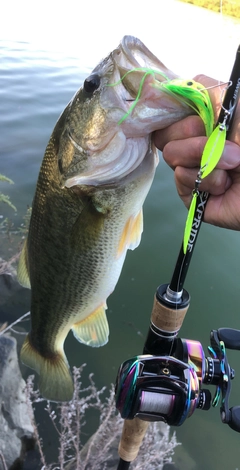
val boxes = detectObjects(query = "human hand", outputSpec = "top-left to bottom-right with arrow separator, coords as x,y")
153,75 -> 240,230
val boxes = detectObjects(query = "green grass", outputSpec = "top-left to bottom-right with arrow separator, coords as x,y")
178,0 -> 240,18
0,174 -> 16,212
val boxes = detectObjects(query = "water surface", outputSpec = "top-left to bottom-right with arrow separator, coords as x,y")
1,4 -> 240,469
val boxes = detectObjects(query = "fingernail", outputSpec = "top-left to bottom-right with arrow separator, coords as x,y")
221,141 -> 240,168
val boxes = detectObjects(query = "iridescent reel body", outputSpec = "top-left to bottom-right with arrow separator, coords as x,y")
116,329 -> 240,431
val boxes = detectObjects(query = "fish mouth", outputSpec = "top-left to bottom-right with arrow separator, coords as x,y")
64,132 -> 149,188
115,36 -> 177,83
112,36 -> 178,100
65,36 -> 194,189
110,36 -> 193,132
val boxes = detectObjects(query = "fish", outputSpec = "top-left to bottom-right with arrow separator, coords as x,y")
17,36 -> 196,401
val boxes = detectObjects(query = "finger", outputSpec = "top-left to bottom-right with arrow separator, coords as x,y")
153,116 -> 205,151
162,136 -> 208,169
216,141 -> 240,170
175,166 -> 240,229
174,166 -> 232,204
163,138 -> 240,172
204,190 -> 240,229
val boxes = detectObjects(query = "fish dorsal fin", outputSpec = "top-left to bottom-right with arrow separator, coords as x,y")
17,239 -> 31,289
72,305 -> 109,347
117,209 -> 143,258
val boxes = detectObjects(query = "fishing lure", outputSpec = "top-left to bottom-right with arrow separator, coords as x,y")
183,119 -> 227,254
159,78 -> 214,138
109,68 -> 215,136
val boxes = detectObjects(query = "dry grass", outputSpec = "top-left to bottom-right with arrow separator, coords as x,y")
0,315 -> 180,469
178,0 -> 240,18
24,367 -> 179,469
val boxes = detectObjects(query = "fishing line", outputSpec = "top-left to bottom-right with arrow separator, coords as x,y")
199,81 -> 231,92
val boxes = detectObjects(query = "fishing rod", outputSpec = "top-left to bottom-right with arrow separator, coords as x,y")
169,44 -> 240,295
115,44 -> 240,470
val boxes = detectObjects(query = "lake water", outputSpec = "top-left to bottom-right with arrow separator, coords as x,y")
1,1 -> 240,469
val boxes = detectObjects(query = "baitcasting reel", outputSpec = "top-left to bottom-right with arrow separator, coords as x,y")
115,328 -> 240,432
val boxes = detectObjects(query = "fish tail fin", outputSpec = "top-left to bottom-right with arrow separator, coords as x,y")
20,335 -> 74,402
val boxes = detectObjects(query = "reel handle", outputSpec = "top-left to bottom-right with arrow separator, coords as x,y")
217,328 -> 240,351
228,406 -> 240,433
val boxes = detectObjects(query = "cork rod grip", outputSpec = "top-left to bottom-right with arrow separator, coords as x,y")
118,418 -> 149,462
151,294 -> 189,333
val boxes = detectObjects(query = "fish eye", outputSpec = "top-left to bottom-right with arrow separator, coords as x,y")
83,73 -> 101,93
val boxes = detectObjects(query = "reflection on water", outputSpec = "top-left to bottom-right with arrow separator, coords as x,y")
1,31 -> 240,469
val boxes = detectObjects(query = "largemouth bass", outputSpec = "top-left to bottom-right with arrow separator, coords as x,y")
18,36 -> 195,401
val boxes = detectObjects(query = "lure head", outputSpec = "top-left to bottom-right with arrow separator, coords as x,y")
161,78 -> 215,137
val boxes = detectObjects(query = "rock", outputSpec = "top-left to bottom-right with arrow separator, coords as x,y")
0,259 -> 31,322
0,334 -> 34,470
0,260 -> 20,306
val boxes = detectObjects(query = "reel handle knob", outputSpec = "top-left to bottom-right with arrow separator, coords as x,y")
217,328 -> 240,350
228,406 -> 240,433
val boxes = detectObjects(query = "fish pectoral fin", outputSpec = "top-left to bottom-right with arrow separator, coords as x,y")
17,239 -> 31,289
70,196 -> 105,247
128,209 -> 143,250
117,209 -> 143,258
72,305 -> 109,347
20,335 -> 74,402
